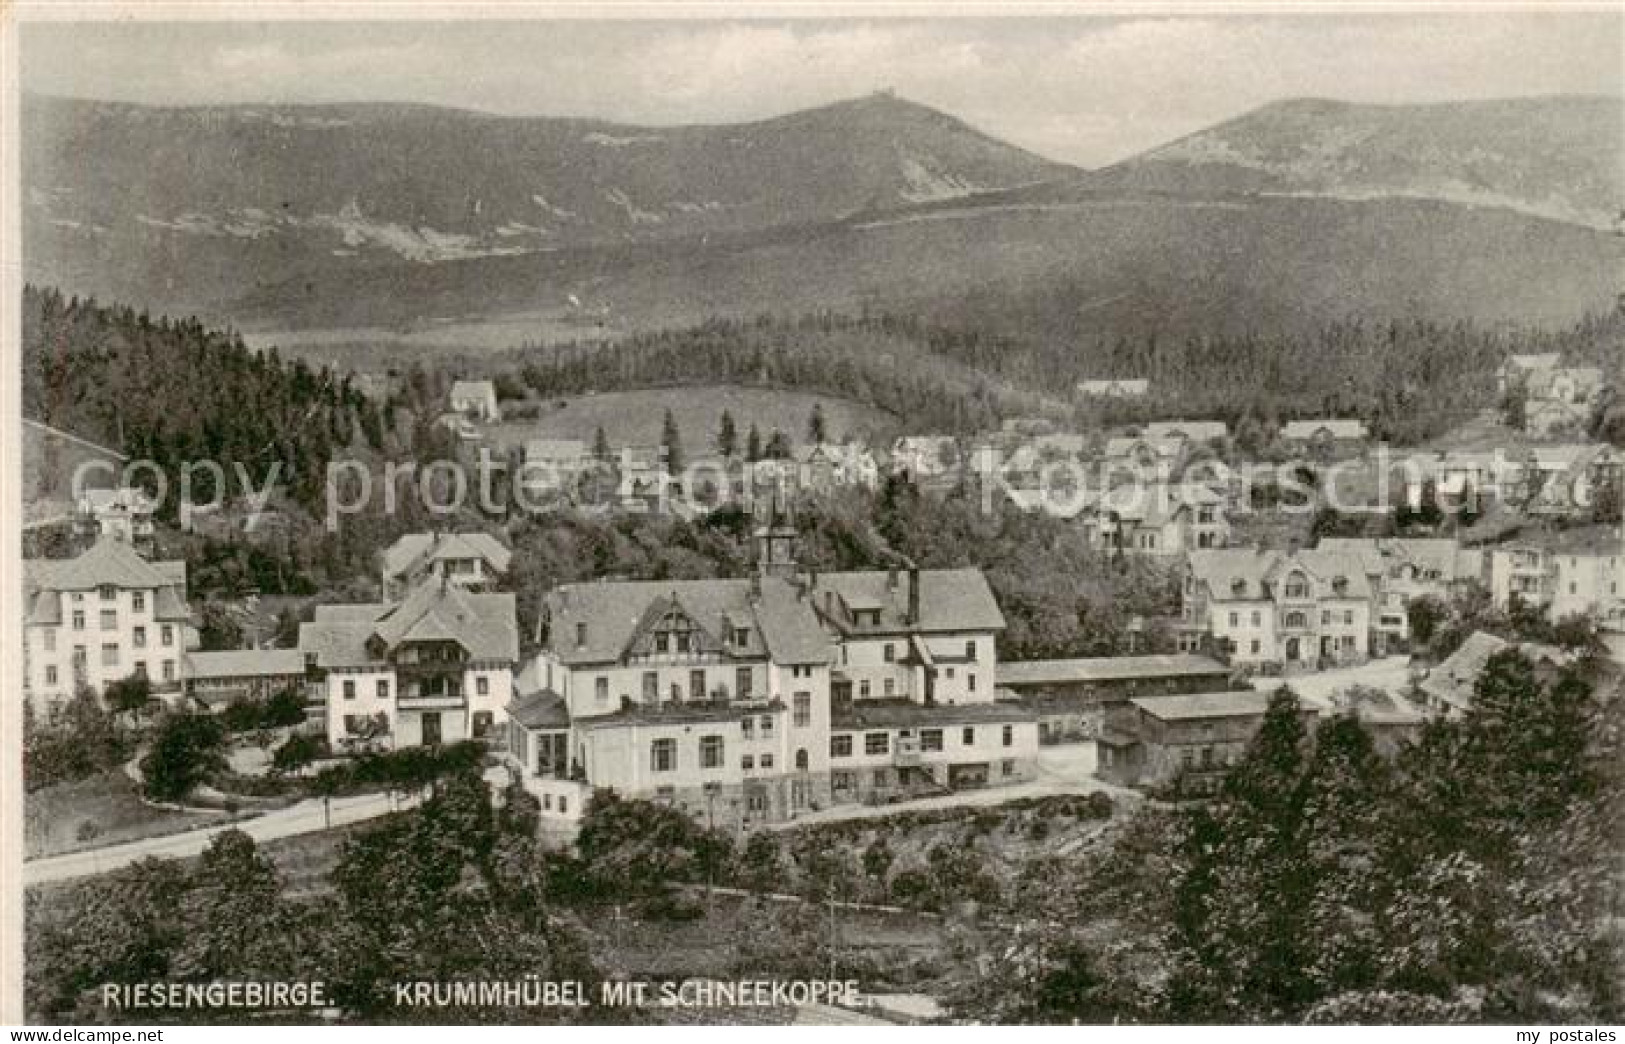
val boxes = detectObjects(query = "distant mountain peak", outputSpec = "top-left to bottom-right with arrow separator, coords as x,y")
1101,94 -> 1623,229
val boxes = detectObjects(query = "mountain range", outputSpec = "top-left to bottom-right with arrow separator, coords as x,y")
21,90 -> 1624,346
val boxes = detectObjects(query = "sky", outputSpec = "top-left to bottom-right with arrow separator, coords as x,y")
19,11 -> 1624,167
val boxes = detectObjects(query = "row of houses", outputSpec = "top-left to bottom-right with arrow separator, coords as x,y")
1396,442 -> 1622,519
1175,529 -> 1624,671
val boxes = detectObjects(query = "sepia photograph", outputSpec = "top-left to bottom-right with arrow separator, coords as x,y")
2,2 -> 1622,1033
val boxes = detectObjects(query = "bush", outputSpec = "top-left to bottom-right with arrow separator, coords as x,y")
638,890 -> 706,922
271,733 -> 325,775
141,712 -> 227,802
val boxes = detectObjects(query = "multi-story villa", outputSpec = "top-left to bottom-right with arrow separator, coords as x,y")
1479,542 -> 1556,611
380,531 -> 511,601
21,537 -> 195,717
299,577 -> 518,748
1316,538 -> 1483,651
509,523 -> 1037,831
1177,547 -> 1373,671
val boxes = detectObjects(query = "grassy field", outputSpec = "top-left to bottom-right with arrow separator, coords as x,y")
483,383 -> 899,453
25,771 -> 228,860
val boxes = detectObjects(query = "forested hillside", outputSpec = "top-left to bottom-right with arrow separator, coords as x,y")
503,307 -> 1625,445
21,285 -> 386,511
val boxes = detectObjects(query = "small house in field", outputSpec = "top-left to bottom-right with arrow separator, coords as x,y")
449,380 -> 502,422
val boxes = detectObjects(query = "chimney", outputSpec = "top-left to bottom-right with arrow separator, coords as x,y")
907,565 -> 921,626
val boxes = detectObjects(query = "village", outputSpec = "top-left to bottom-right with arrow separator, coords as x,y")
19,344 -> 1623,851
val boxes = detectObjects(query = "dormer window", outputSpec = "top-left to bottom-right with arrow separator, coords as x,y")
1230,578 -> 1247,596
1284,573 -> 1310,599
733,628 -> 750,647
99,585 -> 117,602
575,622 -> 587,648
1331,576 -> 1349,595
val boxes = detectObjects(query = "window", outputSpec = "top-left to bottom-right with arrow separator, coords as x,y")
1201,746 -> 1213,768
575,622 -> 587,647
343,680 -> 357,700
859,680 -> 871,698
543,794 -> 553,810
1250,640 -> 1260,654
99,585 -> 117,602
921,728 -> 943,752
42,628 -> 56,652
1321,610 -> 1332,626
742,716 -> 754,738
760,753 -> 774,769
962,726 -> 975,745
964,640 -> 976,659
700,735 -> 724,769
100,643 -> 119,667
1002,759 -> 1016,778
470,675 -> 487,697
1002,725 -> 1014,747
883,678 -> 895,697
968,673 -> 977,692
754,715 -> 771,737
655,633 -> 670,653
736,666 -> 753,698
161,625 -> 174,646
793,692 -> 811,727
72,646 -> 87,667
1344,611 -> 1355,626
377,679 -> 390,698
1182,748 -> 1196,767
742,755 -> 755,771
344,714 -> 361,733
44,665 -> 58,685
883,643 -> 895,663
558,797 -> 568,815
132,592 -> 146,612
1284,611 -> 1307,629
472,711 -> 492,737
690,669 -> 706,699
1285,574 -> 1309,599
595,677 -> 609,704
865,732 -> 889,755
642,672 -> 658,702
795,748 -> 809,771
1251,610 -> 1261,626
1229,612 -> 1239,628
651,738 -> 676,772
831,734 -> 852,758
133,626 -> 146,649
733,627 -> 750,646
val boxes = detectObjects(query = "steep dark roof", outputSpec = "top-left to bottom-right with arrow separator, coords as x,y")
544,576 -> 829,667
299,579 -> 518,669
813,568 -> 1005,635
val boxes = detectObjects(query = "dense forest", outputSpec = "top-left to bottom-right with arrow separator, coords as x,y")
22,285 -> 387,512
504,308 -> 1625,445
956,652 -> 1622,1024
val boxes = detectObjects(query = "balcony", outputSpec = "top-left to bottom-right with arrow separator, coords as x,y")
398,679 -> 466,710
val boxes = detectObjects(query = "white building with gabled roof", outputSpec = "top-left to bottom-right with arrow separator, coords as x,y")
22,537 -> 196,716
